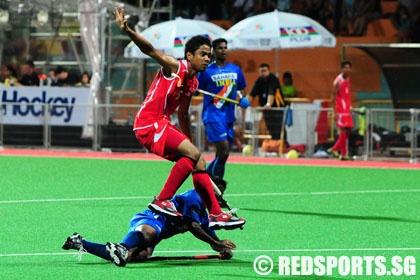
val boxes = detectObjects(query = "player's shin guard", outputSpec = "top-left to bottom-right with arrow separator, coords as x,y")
158,157 -> 196,200
192,171 -> 222,215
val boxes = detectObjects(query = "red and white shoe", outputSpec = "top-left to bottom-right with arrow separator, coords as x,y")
209,212 -> 246,230
148,197 -> 182,218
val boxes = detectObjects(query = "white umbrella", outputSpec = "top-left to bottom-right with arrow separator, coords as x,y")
222,10 -> 336,74
124,17 -> 226,59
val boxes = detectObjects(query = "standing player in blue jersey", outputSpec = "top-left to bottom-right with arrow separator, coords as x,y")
198,38 -> 250,187
62,190 -> 236,267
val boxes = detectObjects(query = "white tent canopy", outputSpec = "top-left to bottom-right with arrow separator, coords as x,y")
222,10 -> 336,50
124,17 -> 226,59
221,10 -> 336,76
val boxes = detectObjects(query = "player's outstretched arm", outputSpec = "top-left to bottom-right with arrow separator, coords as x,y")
188,221 -> 236,250
114,7 -> 178,75
209,233 -> 234,259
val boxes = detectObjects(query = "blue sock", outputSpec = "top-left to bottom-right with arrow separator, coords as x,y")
211,157 -> 226,179
82,240 -> 111,261
206,159 -> 215,176
121,231 -> 146,249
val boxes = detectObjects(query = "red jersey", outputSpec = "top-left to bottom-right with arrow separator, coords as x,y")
133,60 -> 198,159
334,73 -> 353,128
334,73 -> 351,115
134,60 -> 198,126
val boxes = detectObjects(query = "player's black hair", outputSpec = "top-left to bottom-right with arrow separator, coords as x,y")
341,60 -> 352,68
5,64 -> 17,77
184,35 -> 211,59
25,60 -> 35,68
55,66 -> 67,75
211,37 -> 227,50
259,63 -> 270,69
283,72 -> 292,79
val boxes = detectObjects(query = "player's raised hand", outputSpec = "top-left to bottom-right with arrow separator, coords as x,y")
114,7 -> 127,31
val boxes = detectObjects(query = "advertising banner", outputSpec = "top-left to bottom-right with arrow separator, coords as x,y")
1,87 -> 90,126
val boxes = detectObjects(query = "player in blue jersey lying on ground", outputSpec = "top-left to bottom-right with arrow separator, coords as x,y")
62,189 -> 236,267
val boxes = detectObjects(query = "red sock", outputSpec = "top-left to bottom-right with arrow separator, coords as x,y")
157,157 -> 195,200
332,133 -> 342,151
192,171 -> 222,215
339,131 -> 349,157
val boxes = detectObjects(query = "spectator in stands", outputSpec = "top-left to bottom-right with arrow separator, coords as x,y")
55,66 -> 80,87
173,0 -> 192,18
232,0 -> 254,23
2,64 -> 20,86
247,63 -> 286,140
18,60 -> 40,86
277,0 -> 292,12
332,0 -> 356,36
0,66 -> 3,84
300,0 -> 331,29
75,71 -> 91,87
45,68 -> 58,86
391,4 -> 414,42
351,0 -> 382,36
398,0 -> 417,16
281,72 -> 296,100
173,7 -> 190,19
192,4 -> 208,21
253,0 -> 277,15
207,0 -> 229,20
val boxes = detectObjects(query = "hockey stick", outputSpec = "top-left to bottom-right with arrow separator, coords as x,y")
210,178 -> 239,217
149,254 -> 222,261
236,90 -> 244,99
196,89 -> 239,105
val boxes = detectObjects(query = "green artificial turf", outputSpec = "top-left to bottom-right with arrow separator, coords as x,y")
0,155 -> 419,279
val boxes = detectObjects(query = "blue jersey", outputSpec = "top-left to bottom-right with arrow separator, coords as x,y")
198,62 -> 246,124
128,190 -> 214,250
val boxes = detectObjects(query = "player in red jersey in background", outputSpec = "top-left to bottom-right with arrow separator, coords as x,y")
114,7 -> 245,230
328,61 -> 354,160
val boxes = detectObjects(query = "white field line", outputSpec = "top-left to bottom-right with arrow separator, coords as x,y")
1,248 -> 420,258
0,196 -> 151,204
1,189 -> 420,204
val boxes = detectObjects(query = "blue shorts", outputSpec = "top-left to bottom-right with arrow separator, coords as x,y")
205,122 -> 234,146
128,209 -> 165,240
